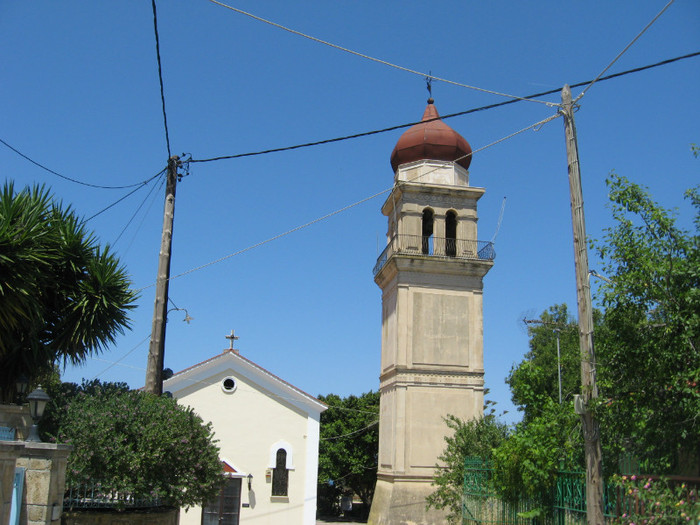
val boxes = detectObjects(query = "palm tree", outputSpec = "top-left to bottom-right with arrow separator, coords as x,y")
0,183 -> 137,402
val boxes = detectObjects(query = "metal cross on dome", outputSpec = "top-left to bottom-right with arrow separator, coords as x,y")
225,330 -> 239,350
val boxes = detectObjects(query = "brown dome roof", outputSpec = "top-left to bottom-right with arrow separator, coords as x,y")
390,99 -> 472,172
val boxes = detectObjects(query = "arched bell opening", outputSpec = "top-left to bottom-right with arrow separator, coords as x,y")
421,208 -> 434,255
445,210 -> 457,257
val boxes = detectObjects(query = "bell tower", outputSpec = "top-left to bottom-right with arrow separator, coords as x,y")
368,99 -> 495,524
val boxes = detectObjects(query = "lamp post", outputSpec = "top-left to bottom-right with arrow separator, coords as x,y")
523,318 -> 566,404
15,374 -> 29,405
26,386 -> 50,442
554,329 -> 562,404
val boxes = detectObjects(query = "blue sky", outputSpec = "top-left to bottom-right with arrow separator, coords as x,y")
1,1 -> 698,423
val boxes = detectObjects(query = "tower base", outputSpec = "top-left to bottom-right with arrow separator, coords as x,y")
368,477 -> 449,525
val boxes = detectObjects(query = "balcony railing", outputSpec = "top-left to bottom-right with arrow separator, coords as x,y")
373,234 -> 495,276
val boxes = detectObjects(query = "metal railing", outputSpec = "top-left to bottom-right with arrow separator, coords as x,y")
461,457 -> 700,524
64,482 -> 163,510
373,235 -> 495,276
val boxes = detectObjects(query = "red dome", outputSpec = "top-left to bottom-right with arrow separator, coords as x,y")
390,100 -> 472,172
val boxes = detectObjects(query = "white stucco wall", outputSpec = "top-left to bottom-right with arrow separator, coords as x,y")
168,356 -> 322,525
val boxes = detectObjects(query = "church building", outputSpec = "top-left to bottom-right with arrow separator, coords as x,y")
368,99 -> 495,524
164,335 -> 327,525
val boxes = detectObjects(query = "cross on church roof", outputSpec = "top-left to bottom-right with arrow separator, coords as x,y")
225,330 -> 239,351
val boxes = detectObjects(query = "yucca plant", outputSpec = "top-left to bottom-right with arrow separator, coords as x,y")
0,182 -> 137,401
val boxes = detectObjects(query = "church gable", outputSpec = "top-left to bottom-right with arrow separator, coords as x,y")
164,350 -> 326,418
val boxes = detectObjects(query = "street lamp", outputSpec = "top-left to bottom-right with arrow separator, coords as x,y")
554,329 -> 562,404
15,374 -> 29,405
26,386 -> 50,442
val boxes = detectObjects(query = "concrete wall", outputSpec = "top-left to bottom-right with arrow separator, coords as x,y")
61,508 -> 178,525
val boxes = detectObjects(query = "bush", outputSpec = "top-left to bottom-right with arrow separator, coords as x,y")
48,382 -> 223,509
427,413 -> 510,524
614,475 -> 700,524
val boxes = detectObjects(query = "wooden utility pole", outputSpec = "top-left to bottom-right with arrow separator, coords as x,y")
560,85 -> 604,524
145,155 -> 180,395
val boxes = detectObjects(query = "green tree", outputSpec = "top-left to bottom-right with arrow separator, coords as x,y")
46,380 -> 223,509
491,398 -> 580,505
0,183 -> 136,400
594,173 -> 700,474
507,304 -> 582,423
427,410 -> 510,524
317,391 -> 379,518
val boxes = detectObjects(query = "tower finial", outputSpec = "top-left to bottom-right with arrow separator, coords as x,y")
425,71 -> 433,103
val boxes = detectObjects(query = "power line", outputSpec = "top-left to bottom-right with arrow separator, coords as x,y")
85,169 -> 166,222
4,50 -> 695,183
190,51 -> 699,165
112,173 -> 164,246
138,111 -> 562,292
91,334 -> 151,380
207,0 -> 552,107
321,420 -> 378,441
120,176 -> 166,256
151,0 -> 172,158
574,0 -> 675,103
0,137 -> 160,189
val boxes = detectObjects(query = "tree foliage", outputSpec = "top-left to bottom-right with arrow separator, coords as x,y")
426,410 -> 510,524
45,380 -> 223,509
317,391 -> 379,518
507,304 -> 583,423
429,172 -> 699,516
595,173 -> 700,474
0,183 -> 136,400
492,398 -> 581,505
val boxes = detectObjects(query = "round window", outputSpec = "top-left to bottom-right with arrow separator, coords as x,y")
221,377 -> 237,393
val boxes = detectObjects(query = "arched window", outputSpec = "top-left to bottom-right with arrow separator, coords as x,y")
271,449 -> 289,497
445,211 -> 457,257
422,208 -> 434,255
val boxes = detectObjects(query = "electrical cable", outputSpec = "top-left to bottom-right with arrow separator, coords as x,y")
91,334 -> 151,380
137,111 -> 561,292
85,168 -> 166,222
0,137 -> 160,189
120,176 -> 166,256
207,0 -> 553,106
112,173 -> 164,246
189,51 -> 699,165
574,0 -> 675,103
151,0 -> 172,158
320,420 -> 379,441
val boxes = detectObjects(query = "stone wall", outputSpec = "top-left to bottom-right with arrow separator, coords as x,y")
16,442 -> 72,525
0,404 -> 32,440
0,441 -> 25,525
61,507 -> 179,525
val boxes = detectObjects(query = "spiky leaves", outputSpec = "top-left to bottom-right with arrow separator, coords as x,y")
0,183 -> 136,400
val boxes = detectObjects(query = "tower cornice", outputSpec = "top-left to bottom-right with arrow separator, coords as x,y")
381,181 -> 485,218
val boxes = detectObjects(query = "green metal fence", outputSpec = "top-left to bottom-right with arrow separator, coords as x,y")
462,458 -> 619,525
462,457 -> 544,524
